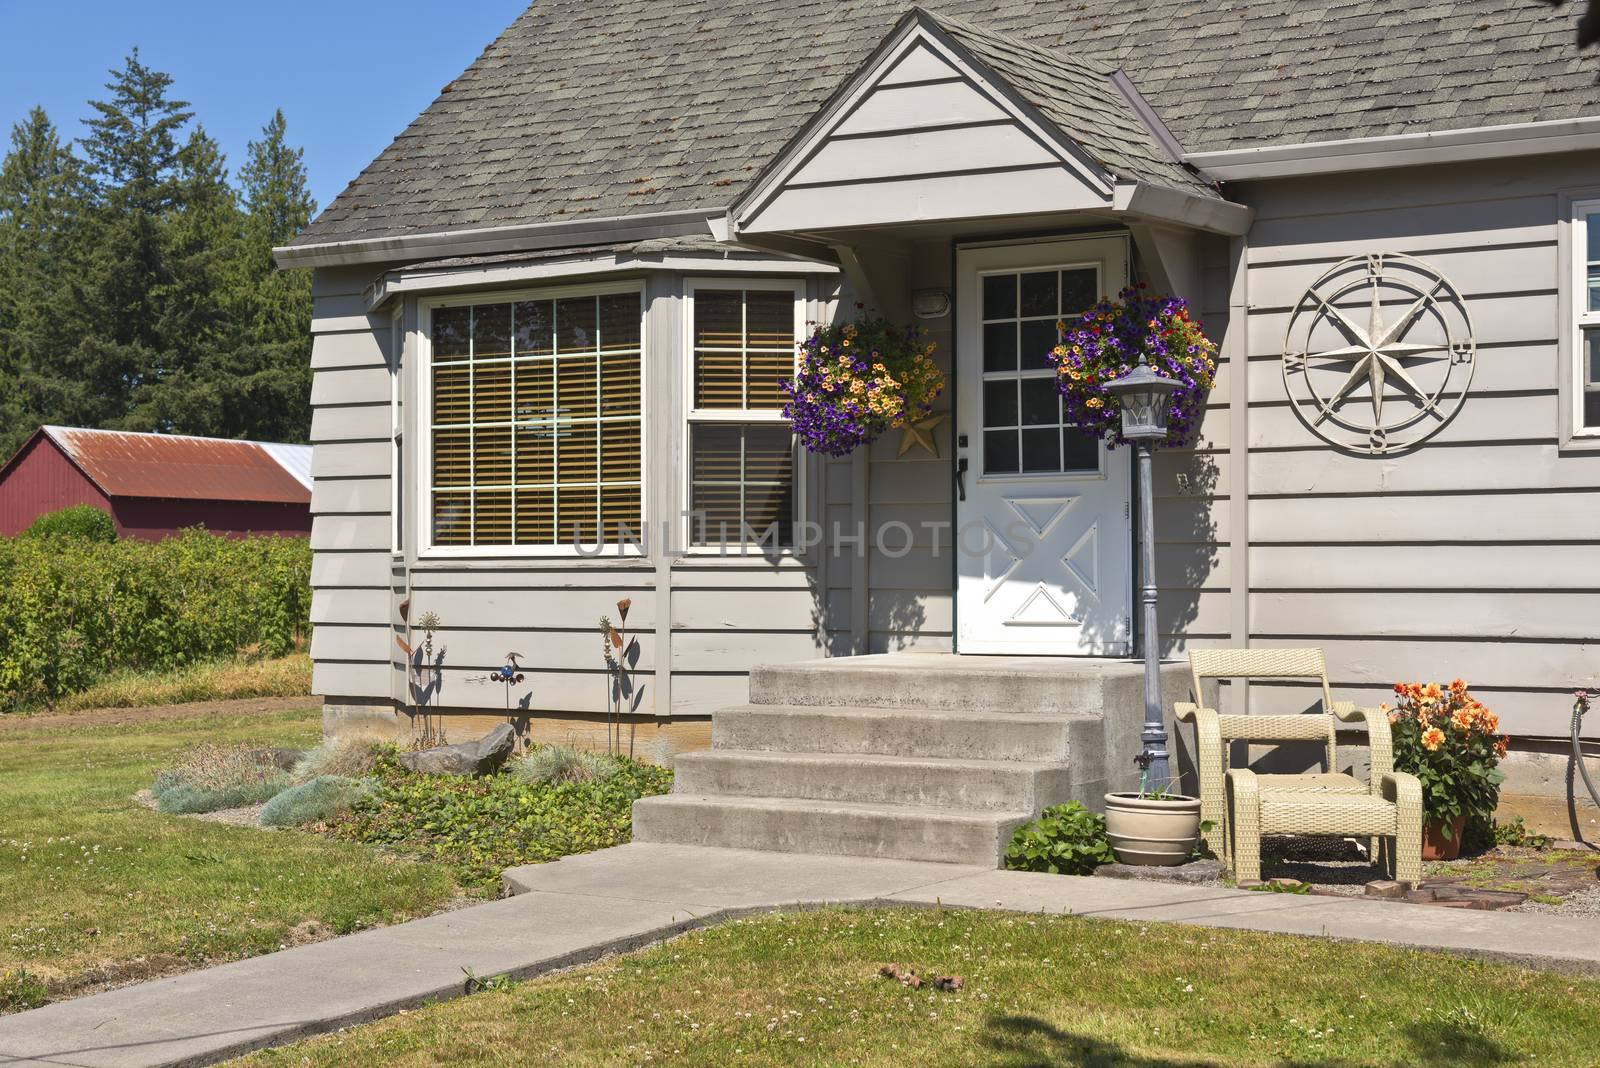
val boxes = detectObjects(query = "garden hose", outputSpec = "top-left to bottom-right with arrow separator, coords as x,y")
1574,693 -> 1600,808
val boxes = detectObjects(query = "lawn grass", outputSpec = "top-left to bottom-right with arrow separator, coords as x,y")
51,652 -> 311,712
0,706 -> 459,1009
236,906 -> 1600,1067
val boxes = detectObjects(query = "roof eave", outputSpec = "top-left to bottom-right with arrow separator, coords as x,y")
1185,116 -> 1600,181
1111,181 -> 1253,237
274,208 -> 725,270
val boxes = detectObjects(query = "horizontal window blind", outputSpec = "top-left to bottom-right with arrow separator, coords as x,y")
688,284 -> 800,547
429,290 -> 642,548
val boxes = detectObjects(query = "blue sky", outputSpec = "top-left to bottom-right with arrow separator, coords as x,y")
0,0 -> 530,212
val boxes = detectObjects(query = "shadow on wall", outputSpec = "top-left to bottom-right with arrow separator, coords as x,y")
1075,448 -> 1219,657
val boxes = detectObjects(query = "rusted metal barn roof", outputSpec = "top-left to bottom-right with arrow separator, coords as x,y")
39,427 -> 312,504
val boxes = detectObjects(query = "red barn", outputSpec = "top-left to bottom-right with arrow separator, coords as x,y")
0,426 -> 313,540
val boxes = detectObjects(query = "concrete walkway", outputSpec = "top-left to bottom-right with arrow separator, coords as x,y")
6,844 -> 1600,1067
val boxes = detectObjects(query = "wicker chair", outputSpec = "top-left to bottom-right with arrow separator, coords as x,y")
1175,648 -> 1423,885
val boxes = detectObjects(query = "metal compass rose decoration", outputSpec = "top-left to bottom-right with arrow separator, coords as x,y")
1282,252 -> 1476,455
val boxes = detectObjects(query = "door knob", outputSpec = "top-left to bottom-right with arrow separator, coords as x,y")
955,456 -> 968,502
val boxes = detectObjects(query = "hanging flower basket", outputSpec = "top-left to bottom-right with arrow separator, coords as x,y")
783,316 -> 944,457
1049,284 -> 1218,448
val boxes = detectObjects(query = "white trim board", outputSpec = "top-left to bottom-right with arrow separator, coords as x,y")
1187,117 -> 1600,181
275,208 -> 724,270
368,252 -> 837,311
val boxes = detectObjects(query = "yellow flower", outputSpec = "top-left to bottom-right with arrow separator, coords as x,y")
1421,727 -> 1446,752
1086,396 -> 1104,409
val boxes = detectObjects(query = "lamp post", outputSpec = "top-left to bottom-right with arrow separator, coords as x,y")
1104,358 -> 1180,791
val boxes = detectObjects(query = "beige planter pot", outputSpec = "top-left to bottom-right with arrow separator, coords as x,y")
1104,792 -> 1202,866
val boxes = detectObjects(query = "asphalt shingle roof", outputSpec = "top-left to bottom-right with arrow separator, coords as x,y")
921,9 -> 1212,197
295,1 -> 1598,247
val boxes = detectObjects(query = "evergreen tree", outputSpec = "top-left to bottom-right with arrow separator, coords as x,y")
0,54 -> 318,449
0,108 -> 89,456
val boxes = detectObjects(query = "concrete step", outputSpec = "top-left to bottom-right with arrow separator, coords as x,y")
749,654 -> 1156,714
671,749 -> 1072,812
631,793 -> 1032,866
712,704 -> 1100,764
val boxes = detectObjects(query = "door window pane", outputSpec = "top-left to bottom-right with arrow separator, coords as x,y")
983,380 -> 1017,428
983,322 -> 1016,372
1020,271 -> 1058,317
983,274 -> 1016,321
1021,427 -> 1059,472
984,430 -> 1019,474
1020,377 -> 1059,425
977,263 -> 1103,475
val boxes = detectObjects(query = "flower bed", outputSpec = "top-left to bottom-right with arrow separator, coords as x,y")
1048,284 -> 1217,447
783,316 -> 943,456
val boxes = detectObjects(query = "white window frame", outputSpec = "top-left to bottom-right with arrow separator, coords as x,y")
1574,197 -> 1600,441
681,277 -> 807,556
415,279 -> 647,558
389,308 -> 405,555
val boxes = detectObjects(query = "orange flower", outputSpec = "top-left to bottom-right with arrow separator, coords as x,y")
1421,727 -> 1446,752
1449,678 -> 1467,694
1495,737 -> 1508,758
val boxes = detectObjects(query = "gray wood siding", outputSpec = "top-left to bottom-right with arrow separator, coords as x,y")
741,41 -> 1105,235
1235,152 -> 1600,737
308,267 -> 394,702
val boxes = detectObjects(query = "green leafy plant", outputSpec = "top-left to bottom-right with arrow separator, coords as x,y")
151,744 -> 291,813
1247,880 -> 1312,895
1492,815 -> 1553,850
0,528 -> 310,711
1388,680 -> 1507,838
330,754 -> 673,888
261,775 -> 371,827
509,744 -> 618,786
0,968 -> 48,1012
1004,802 -> 1116,875
22,504 -> 117,542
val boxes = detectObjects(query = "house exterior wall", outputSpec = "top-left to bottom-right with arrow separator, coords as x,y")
307,151 -> 1599,754
1232,150 -> 1600,739
0,435 -> 112,536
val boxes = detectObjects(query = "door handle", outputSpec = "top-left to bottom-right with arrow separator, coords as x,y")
955,457 -> 968,502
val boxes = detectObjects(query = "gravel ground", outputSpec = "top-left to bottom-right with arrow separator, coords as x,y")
132,789 -> 276,829
1513,885 -> 1600,916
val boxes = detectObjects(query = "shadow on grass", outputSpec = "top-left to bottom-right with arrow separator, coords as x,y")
1400,1020 -> 1517,1067
981,1014 -> 1518,1068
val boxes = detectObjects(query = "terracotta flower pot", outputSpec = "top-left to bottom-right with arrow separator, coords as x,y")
1422,816 -> 1467,861
1103,792 -> 1202,866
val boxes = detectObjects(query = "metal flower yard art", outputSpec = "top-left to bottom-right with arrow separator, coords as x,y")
600,598 -> 640,757
1048,284 -> 1218,449
783,315 -> 945,456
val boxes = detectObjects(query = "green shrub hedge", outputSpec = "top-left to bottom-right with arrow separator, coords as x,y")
22,504 -> 117,542
0,529 -> 311,711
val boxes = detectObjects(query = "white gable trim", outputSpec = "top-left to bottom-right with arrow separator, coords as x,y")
732,12 -> 1115,235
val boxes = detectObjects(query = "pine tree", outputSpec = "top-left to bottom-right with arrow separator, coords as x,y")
0,108 -> 89,456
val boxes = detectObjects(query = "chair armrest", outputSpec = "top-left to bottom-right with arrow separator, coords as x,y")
1335,706 -> 1397,790
1380,770 -> 1421,813
1179,703 -> 1226,856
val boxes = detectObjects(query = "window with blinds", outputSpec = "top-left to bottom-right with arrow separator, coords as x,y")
427,288 -> 643,549
687,284 -> 800,547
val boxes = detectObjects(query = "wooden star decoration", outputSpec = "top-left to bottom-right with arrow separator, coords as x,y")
897,413 -> 948,458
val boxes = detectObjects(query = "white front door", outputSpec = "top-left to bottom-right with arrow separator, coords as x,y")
954,237 -> 1132,655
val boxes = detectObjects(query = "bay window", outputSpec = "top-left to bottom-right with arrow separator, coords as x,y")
425,284 -> 643,550
686,281 -> 803,547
